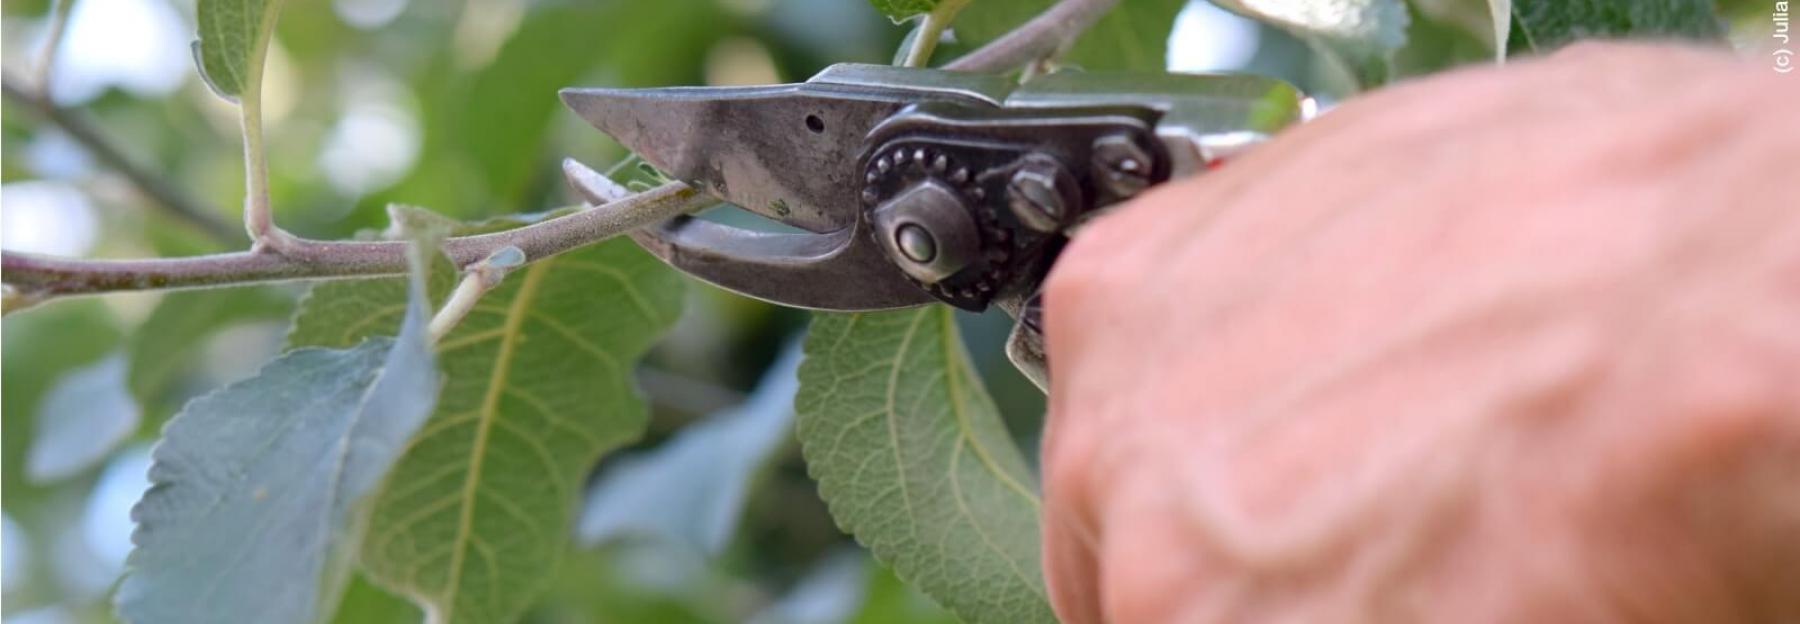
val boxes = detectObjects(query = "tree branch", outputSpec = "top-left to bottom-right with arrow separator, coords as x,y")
944,0 -> 1122,72
2,182 -> 710,298
0,74 -> 242,245
35,0 -> 74,89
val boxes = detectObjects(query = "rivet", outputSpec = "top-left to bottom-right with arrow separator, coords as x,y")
894,223 -> 936,263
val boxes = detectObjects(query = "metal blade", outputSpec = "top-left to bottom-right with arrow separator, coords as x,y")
628,216 -> 936,311
560,83 -> 911,233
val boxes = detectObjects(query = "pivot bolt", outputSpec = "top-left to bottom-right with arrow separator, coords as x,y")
871,180 -> 979,284
1091,134 -> 1152,198
894,223 -> 937,263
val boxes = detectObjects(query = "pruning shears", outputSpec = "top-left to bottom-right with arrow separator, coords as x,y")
559,64 -> 1310,388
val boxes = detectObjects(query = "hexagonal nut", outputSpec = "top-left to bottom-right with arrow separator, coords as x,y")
1090,134 -> 1152,198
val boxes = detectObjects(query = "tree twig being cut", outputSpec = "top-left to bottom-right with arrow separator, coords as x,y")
3,182 -> 709,298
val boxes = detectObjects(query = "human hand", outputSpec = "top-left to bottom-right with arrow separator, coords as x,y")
1039,42 -> 1800,623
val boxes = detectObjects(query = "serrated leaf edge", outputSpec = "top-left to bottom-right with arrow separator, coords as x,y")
798,308 -> 1049,620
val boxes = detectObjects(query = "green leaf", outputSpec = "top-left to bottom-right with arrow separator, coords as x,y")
330,574 -> 422,624
1210,0 -> 1410,88
192,0 -> 283,98
1408,0 -> 1512,60
579,343 -> 802,555
115,245 -> 439,624
955,0 -> 1185,71
288,236 -> 685,623
1394,0 -> 1502,76
796,308 -> 1054,624
871,0 -> 940,21
1507,0 -> 1722,54
27,352 -> 139,483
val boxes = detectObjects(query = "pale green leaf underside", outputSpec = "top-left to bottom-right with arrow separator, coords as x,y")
193,0 -> 277,97
288,237 -> 683,623
579,343 -> 802,555
116,260 -> 436,624
796,308 -> 1055,624
1213,0 -> 1410,87
27,353 -> 138,483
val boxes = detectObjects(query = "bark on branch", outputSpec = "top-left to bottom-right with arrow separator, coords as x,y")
3,183 -> 709,298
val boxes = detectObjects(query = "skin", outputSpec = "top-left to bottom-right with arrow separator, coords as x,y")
1040,42 -> 1800,623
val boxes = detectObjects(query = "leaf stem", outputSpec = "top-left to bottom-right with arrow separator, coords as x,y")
238,0 -> 292,250
901,0 -> 972,68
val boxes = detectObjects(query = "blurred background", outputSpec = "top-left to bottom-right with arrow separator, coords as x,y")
0,0 -> 1780,621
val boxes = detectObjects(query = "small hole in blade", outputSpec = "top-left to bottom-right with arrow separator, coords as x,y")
805,114 -> 825,134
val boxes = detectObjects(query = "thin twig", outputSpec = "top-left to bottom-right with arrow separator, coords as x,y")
1,75 -> 240,244
427,246 -> 523,341
901,0 -> 972,68
2,182 -> 710,299
34,0 -> 73,89
944,0 -> 1122,72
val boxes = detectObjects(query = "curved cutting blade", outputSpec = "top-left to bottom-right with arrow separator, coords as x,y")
560,64 -> 1014,233
629,216 -> 936,311
561,156 -> 933,311
560,83 -> 910,233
